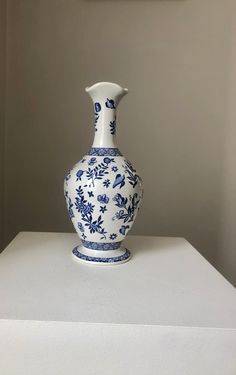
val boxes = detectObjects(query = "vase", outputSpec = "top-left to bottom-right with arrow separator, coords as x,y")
64,82 -> 143,265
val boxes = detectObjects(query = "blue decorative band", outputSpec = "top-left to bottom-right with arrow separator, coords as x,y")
72,247 -> 130,263
82,240 -> 122,251
87,148 -> 122,156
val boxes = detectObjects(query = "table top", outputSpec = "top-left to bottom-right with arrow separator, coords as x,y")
1,231 -> 236,328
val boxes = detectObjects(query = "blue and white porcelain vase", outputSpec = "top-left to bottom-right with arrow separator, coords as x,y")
64,82 -> 143,265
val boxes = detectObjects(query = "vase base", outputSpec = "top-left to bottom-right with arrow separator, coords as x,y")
72,245 -> 131,265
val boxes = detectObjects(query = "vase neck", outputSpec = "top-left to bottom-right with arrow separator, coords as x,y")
86,82 -> 128,149
92,100 -> 117,148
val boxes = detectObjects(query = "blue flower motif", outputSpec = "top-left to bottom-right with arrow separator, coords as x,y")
97,194 -> 109,204
119,225 -> 129,235
100,205 -> 107,213
95,102 -> 101,112
110,233 -> 117,240
83,202 -> 94,215
76,170 -> 84,181
113,193 -> 127,208
78,222 -> 84,232
115,210 -> 125,219
75,185 -> 107,239
81,158 -> 86,163
112,193 -> 140,224
113,174 -> 125,189
88,157 -> 97,166
103,179 -> 110,188
88,191 -> 94,197
112,166 -> 118,172
103,157 -> 114,164
105,98 -> 116,109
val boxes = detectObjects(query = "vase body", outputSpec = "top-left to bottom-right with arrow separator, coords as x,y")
64,82 -> 143,265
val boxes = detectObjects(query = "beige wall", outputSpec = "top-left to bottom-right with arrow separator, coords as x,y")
3,0 -> 236,284
218,3 -> 236,285
0,0 -> 6,249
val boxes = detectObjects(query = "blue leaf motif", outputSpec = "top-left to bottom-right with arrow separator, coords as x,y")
109,120 -> 116,135
95,102 -> 101,112
86,163 -> 109,187
123,160 -> 140,188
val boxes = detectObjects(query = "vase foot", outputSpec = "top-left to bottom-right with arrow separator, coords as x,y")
72,245 -> 131,265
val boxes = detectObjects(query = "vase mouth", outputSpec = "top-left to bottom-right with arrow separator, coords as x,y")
85,81 -> 128,99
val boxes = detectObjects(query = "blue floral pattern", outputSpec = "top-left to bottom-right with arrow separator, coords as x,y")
64,154 -> 142,247
64,89 -> 143,264
65,191 -> 74,218
81,240 -> 121,250
123,159 -> 140,188
75,186 -> 107,239
73,246 -> 130,263
86,160 -> 110,188
112,192 -> 140,224
87,148 -> 122,156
